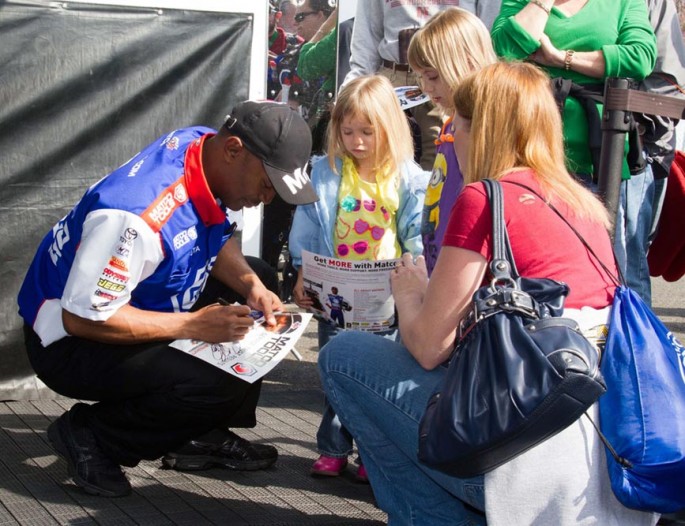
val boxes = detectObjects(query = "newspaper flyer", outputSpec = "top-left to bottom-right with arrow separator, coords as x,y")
301,250 -> 399,332
170,310 -> 312,383
394,85 -> 430,110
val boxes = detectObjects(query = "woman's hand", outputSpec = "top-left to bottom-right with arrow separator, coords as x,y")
391,253 -> 429,308
530,34 -> 565,68
395,247 -> 487,370
531,35 -> 607,78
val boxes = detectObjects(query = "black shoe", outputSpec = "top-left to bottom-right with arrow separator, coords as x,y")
47,403 -> 131,498
162,430 -> 278,471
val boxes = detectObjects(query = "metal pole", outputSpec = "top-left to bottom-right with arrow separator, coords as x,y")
597,77 -> 633,240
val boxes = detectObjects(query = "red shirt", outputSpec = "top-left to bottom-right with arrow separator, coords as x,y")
442,170 -> 617,309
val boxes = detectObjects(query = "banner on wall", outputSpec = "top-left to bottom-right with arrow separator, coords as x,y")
0,0 -> 262,400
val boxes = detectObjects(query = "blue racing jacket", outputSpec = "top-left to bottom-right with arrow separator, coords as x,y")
18,127 -> 233,346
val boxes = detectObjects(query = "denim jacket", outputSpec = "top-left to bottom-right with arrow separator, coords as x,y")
289,156 -> 429,269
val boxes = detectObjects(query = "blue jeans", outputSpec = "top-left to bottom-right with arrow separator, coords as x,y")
614,163 -> 655,305
649,176 -> 668,244
316,322 -> 399,458
319,331 -> 485,525
316,321 -> 353,457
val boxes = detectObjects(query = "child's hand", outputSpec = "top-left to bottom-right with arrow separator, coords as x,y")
293,269 -> 314,310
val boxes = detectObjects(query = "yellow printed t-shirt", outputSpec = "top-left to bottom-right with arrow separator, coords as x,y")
333,157 -> 400,261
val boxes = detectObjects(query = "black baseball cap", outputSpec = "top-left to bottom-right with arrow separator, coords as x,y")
223,100 -> 318,205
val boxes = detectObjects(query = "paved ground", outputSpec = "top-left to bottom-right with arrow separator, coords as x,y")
0,318 -> 386,525
0,277 -> 682,525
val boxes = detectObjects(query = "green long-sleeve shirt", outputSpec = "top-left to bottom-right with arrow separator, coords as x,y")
491,0 -> 657,176
297,26 -> 337,97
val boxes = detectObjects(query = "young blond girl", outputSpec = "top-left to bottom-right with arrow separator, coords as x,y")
288,75 -> 427,480
407,7 -> 497,274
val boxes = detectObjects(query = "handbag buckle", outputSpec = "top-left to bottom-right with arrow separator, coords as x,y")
506,290 -> 538,317
487,283 -> 537,318
458,287 -> 538,341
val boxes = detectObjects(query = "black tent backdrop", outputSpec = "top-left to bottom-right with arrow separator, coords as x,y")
0,0 -> 256,399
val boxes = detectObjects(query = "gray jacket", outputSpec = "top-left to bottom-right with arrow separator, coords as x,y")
638,0 -> 685,178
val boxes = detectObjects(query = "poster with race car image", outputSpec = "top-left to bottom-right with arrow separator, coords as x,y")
170,310 -> 312,383
301,250 -> 399,332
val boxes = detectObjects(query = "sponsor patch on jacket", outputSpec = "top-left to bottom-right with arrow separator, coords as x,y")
172,226 -> 198,250
109,256 -> 129,272
119,228 -> 138,245
102,267 -> 128,283
97,279 -> 125,292
116,245 -> 130,257
94,289 -> 117,301
166,136 -> 180,151
142,177 -> 188,232
128,158 -> 145,178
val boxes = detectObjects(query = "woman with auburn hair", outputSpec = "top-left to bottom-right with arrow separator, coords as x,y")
317,62 -> 657,524
455,61 -> 611,229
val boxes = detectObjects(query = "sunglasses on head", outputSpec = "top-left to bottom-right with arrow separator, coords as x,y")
294,11 -> 318,22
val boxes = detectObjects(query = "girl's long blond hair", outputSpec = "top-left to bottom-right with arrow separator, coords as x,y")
453,61 -> 611,228
408,7 -> 497,113
327,75 -> 414,184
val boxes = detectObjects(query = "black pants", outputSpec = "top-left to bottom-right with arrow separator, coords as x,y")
261,194 -> 295,270
25,257 -> 277,467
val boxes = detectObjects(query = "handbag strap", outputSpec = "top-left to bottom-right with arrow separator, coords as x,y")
502,180 -> 623,287
482,179 -> 520,282
496,182 -> 633,468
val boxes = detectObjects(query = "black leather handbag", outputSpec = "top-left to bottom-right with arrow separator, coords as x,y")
417,179 -> 606,478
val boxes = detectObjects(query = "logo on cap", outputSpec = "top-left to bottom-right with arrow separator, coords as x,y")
283,167 -> 311,195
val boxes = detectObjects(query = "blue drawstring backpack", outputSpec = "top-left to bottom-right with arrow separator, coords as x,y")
504,181 -> 685,513
600,286 -> 685,513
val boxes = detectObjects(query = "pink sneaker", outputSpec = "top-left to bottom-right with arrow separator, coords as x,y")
310,455 -> 348,476
355,463 -> 369,483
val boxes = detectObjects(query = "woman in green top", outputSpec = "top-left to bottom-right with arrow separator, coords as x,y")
491,0 -> 657,177
297,24 -> 337,101
296,5 -> 338,155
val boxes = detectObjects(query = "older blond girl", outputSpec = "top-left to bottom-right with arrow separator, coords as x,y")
408,7 -> 497,274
